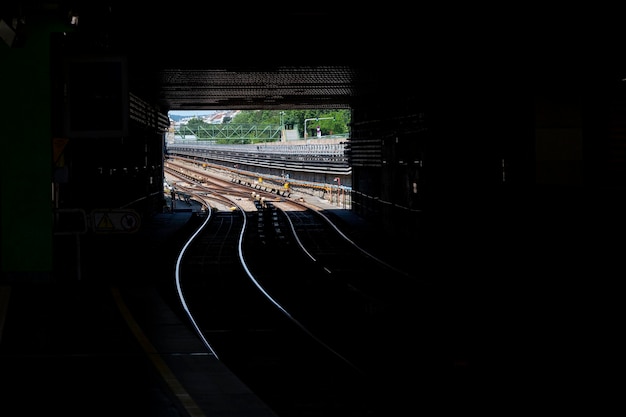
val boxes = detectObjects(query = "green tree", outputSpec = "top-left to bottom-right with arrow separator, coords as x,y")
231,109 -> 351,138
184,117 -> 212,139
186,117 -> 209,128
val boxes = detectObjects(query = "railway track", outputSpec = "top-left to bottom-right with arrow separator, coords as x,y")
162,159 -> 476,416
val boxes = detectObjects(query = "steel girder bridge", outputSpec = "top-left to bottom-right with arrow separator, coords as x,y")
173,124 -> 284,143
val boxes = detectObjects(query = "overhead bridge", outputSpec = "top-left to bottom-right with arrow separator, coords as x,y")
173,123 -> 284,142
171,123 -> 349,143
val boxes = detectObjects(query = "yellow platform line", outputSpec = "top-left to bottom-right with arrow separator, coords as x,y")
110,286 -> 206,417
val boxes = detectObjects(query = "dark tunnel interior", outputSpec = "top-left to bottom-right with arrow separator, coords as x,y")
1,3 -> 625,414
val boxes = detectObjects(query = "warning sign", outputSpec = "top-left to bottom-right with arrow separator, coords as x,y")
91,209 -> 141,233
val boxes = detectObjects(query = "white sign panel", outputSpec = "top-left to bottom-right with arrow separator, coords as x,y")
91,209 -> 141,233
